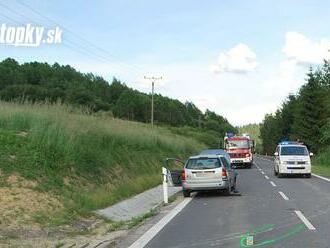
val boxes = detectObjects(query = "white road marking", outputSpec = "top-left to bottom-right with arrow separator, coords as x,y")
128,197 -> 193,248
278,191 -> 289,200
261,171 -> 265,175
256,156 -> 273,163
265,175 -> 269,180
270,181 -> 276,187
295,210 -> 316,230
312,173 -> 330,182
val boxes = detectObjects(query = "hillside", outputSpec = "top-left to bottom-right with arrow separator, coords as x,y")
0,101 -> 206,240
0,58 -> 236,135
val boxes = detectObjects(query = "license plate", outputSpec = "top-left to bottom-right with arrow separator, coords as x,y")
196,172 -> 213,177
234,160 -> 243,163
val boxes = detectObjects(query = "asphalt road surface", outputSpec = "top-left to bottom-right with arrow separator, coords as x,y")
144,157 -> 330,248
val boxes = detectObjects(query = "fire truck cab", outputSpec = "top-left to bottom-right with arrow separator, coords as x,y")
224,133 -> 253,168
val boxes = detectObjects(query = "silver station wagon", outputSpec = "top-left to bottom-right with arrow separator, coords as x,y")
181,154 -> 237,197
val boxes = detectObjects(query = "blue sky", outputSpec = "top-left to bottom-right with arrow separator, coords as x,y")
1,0 -> 330,125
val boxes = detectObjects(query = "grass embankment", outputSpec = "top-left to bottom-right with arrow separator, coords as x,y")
0,101 -> 204,227
313,148 -> 330,178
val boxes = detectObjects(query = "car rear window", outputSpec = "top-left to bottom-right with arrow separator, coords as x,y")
186,158 -> 221,170
280,146 -> 308,156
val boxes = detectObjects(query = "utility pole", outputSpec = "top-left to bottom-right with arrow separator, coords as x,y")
144,76 -> 162,127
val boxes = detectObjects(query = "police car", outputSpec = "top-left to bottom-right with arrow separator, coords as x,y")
274,141 -> 313,178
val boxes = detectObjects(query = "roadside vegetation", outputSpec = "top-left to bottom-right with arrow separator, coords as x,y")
238,123 -> 262,153
0,101 -> 206,231
0,58 -> 238,237
259,60 -> 330,177
0,58 -> 237,244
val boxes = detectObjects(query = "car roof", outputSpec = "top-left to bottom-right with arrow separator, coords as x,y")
189,154 -> 224,159
279,144 -> 306,147
199,149 -> 231,161
200,149 -> 227,155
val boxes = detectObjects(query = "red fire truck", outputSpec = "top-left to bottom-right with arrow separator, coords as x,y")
224,133 -> 253,168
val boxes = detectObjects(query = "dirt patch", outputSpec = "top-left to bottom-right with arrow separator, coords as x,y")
0,175 -> 62,230
6,174 -> 37,188
0,187 -> 63,228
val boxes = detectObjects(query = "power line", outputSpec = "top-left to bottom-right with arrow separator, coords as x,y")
0,12 -> 24,24
15,0 -> 145,74
0,12 -> 112,65
0,3 -> 142,75
0,4 -> 106,60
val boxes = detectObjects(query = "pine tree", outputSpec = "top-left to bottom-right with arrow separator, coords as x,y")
292,68 -> 323,152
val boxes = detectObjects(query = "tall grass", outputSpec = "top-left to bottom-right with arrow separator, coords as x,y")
0,101 -> 204,223
312,146 -> 330,178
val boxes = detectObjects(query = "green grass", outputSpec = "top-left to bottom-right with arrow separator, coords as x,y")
168,126 -> 221,148
0,101 -> 205,225
313,146 -> 330,178
312,147 -> 330,178
312,165 -> 330,178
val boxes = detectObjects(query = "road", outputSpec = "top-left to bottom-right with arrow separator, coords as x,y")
140,157 -> 330,248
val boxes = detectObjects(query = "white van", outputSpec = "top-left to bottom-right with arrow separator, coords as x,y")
274,142 -> 313,178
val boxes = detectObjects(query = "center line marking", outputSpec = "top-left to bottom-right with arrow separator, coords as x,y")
270,181 -> 276,187
265,175 -> 269,180
278,191 -> 289,200
295,210 -> 316,230
261,171 -> 265,175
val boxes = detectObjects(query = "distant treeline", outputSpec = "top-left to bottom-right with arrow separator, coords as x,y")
238,123 -> 262,153
0,58 -> 236,136
260,61 -> 330,154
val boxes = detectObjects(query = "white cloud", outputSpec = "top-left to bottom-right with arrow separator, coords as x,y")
260,32 -> 330,117
210,43 -> 258,74
263,59 -> 302,104
282,32 -> 330,65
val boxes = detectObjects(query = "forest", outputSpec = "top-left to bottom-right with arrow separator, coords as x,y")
260,60 -> 330,155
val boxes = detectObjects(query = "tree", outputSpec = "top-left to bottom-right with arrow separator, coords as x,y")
291,69 -> 324,152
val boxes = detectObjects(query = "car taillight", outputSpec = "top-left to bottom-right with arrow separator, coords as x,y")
245,153 -> 250,157
222,168 -> 228,179
181,170 -> 186,181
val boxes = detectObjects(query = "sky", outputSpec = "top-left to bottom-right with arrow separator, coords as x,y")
1,0 -> 330,125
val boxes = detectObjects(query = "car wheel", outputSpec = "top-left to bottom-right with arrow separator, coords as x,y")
305,173 -> 311,178
182,189 -> 190,197
278,173 -> 283,178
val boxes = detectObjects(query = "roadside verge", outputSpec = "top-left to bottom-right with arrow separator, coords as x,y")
97,185 -> 181,222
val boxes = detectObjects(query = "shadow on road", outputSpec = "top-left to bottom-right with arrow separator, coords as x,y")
194,190 -> 242,198
278,174 -> 310,179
